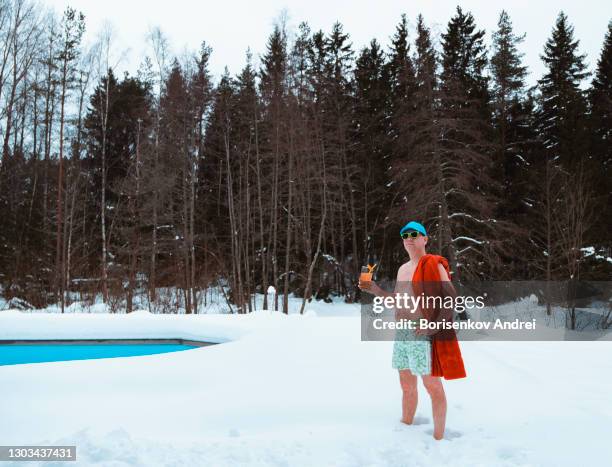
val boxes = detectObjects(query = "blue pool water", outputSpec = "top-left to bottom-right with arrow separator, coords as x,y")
0,343 -> 197,366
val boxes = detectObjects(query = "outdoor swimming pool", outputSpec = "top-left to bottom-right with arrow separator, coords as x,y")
0,339 -> 210,366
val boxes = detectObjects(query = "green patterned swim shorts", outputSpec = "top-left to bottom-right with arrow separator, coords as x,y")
391,322 -> 432,375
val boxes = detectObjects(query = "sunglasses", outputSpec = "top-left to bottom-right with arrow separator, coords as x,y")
401,231 -> 421,239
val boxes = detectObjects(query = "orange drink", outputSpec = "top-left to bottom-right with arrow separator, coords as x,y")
360,264 -> 377,282
360,269 -> 372,282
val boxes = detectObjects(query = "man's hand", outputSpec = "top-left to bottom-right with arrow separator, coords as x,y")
358,278 -> 379,295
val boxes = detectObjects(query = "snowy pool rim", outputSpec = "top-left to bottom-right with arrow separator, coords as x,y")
0,338 -> 218,347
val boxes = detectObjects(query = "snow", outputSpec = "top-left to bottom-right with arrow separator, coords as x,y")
0,295 -> 610,466
514,154 -> 529,165
581,246 -> 596,256
447,213 -> 497,225
322,253 -> 341,266
452,236 -> 485,245
580,246 -> 612,263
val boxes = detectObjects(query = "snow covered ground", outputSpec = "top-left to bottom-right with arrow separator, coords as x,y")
1,295 -> 611,466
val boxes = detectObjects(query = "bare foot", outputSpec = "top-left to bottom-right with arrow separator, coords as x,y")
400,418 -> 414,425
426,428 -> 463,441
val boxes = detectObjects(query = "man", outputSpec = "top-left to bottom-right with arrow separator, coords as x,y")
359,220 -> 466,441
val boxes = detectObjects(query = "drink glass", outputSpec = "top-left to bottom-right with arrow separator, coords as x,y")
360,266 -> 373,283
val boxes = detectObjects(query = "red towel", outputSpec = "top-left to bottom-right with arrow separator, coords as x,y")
412,254 -> 467,380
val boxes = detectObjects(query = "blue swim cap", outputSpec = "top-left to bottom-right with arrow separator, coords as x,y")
400,221 -> 427,236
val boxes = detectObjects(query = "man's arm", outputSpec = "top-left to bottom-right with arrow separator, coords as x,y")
360,264 -> 415,319
368,264 -> 405,298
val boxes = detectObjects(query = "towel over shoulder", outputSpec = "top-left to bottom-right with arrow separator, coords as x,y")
412,254 -> 467,380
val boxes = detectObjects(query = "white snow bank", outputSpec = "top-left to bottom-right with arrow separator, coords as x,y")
0,300 -> 610,466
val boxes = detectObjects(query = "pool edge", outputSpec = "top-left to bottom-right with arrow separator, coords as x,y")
0,338 -> 217,347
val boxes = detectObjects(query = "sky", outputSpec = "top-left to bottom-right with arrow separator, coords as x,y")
44,0 -> 612,88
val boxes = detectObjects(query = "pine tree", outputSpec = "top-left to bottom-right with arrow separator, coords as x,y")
258,24 -> 289,311
305,23 -> 356,298
353,38 -> 389,271
233,53 -> 259,313
288,22 -> 333,307
490,10 -> 528,187
534,12 -> 592,283
386,15 -> 430,274
189,42 -> 214,313
489,10 -> 533,278
385,14 -> 416,133
507,88 -> 544,279
589,20 -> 612,252
538,12 -> 590,170
107,75 -> 151,312
324,22 -> 358,292
158,61 -> 196,312
441,7 -> 489,118
199,69 -> 242,309
438,7 -> 509,279
84,71 -> 151,306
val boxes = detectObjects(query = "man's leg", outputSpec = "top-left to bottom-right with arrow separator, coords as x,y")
398,369 -> 418,424
421,375 -> 446,440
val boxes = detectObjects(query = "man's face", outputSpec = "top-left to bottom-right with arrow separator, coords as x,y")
403,231 -> 427,251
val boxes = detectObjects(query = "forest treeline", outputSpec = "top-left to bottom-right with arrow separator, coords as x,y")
0,0 -> 610,312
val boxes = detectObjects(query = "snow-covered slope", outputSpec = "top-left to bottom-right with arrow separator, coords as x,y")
0,297 -> 610,466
